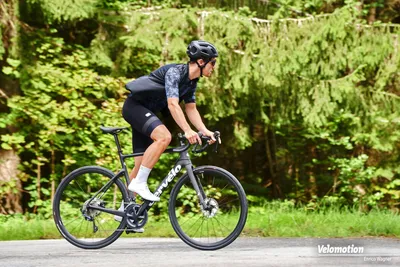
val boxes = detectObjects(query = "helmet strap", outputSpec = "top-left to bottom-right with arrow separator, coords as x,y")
195,60 -> 210,78
195,61 -> 204,77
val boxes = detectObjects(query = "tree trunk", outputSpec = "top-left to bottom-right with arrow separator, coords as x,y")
368,5 -> 376,24
265,127 -> 282,198
34,154 -> 41,214
0,0 -> 21,113
0,149 -> 22,214
308,146 -> 318,199
50,146 -> 55,204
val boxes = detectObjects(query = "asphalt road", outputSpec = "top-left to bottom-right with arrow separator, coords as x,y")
0,237 -> 399,267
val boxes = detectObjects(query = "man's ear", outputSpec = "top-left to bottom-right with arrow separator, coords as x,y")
197,59 -> 205,66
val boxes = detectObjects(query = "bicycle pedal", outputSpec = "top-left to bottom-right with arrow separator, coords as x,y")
125,227 -> 144,234
125,229 -> 134,235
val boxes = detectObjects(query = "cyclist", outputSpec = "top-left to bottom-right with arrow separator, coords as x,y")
122,40 -> 218,203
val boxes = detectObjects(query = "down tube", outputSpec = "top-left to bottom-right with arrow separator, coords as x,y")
147,163 -> 184,208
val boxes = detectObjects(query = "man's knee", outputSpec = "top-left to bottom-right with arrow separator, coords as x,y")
159,131 -> 172,147
151,126 -> 172,147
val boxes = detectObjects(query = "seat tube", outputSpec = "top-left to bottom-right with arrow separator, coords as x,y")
114,134 -> 131,185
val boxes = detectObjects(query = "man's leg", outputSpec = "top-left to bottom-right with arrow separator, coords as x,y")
141,125 -> 172,168
128,125 -> 171,201
129,156 -> 143,181
130,124 -> 171,178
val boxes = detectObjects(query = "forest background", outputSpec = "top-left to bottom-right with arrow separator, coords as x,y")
0,0 -> 400,238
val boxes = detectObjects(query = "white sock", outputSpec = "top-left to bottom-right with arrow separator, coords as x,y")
134,165 -> 152,185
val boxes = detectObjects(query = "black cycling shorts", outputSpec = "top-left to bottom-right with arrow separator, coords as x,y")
122,97 -> 163,153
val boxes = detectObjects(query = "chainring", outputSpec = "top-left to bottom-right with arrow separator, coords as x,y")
125,203 -> 148,229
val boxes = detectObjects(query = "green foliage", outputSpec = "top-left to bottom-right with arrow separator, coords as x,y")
329,154 -> 375,202
1,1 -> 400,217
2,58 -> 21,78
27,0 -> 98,23
1,31 -> 131,213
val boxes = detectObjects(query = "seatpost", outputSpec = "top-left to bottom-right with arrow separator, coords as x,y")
113,133 -> 124,164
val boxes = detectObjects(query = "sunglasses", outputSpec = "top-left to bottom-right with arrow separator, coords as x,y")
209,59 -> 217,67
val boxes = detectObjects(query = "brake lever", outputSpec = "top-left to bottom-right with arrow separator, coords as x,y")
191,131 -> 221,154
214,141 -> 219,153
213,131 -> 221,153
192,138 -> 209,153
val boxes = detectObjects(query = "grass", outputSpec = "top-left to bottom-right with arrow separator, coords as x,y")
1,204 -> 400,241
243,204 -> 400,238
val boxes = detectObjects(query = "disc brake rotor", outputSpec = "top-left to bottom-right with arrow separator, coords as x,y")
202,198 -> 219,218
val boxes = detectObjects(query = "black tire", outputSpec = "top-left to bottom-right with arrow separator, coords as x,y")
53,166 -> 128,249
168,166 -> 248,250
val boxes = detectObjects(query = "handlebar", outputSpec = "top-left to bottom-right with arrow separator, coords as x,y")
178,131 -> 221,154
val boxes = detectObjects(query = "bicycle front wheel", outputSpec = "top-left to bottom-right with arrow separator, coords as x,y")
53,166 -> 128,249
169,166 -> 248,250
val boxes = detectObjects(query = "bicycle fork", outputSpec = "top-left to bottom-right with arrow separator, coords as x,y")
185,165 -> 208,210
178,151 -> 208,210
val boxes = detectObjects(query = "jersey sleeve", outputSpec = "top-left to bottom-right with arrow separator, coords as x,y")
165,67 -> 180,99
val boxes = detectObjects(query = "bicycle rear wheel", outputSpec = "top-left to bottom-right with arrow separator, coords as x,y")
169,166 -> 248,250
53,166 -> 128,249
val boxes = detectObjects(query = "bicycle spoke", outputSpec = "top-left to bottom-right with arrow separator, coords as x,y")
217,197 -> 240,207
210,216 -> 219,238
184,214 -> 203,234
179,212 -> 198,227
71,218 -> 86,237
63,216 -> 82,228
212,216 -> 230,235
191,217 -> 205,238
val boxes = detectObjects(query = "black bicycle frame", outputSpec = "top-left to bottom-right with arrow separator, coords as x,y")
86,132 -> 208,219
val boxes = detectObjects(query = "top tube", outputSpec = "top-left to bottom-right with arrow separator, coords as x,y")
121,142 -> 190,160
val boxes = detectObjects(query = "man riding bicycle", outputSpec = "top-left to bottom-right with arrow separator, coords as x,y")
122,40 -> 218,203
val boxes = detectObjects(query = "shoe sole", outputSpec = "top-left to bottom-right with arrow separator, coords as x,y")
128,189 -> 160,202
115,217 -> 144,233
126,228 -> 144,234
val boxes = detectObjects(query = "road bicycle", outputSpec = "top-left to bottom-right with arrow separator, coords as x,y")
53,126 -> 248,250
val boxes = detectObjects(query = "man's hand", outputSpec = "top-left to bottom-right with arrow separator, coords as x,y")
201,129 -> 220,145
185,129 -> 202,145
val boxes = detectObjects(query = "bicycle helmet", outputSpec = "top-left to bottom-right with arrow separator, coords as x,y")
187,40 -> 218,61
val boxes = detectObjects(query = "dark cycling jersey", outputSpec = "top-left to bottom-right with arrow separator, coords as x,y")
126,63 -> 199,112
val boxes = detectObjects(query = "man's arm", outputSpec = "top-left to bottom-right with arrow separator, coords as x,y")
185,103 -> 216,143
185,103 -> 207,133
168,98 -> 192,133
167,98 -> 202,144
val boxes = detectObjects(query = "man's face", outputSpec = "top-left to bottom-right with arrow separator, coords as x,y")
198,58 -> 217,77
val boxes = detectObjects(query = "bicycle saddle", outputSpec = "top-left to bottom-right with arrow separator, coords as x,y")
100,126 -> 129,134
